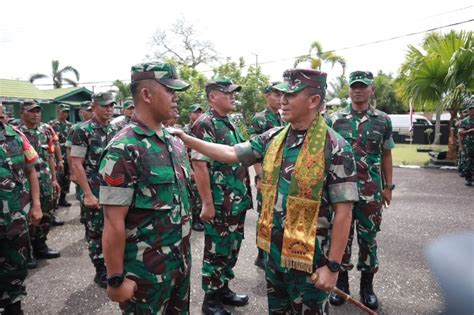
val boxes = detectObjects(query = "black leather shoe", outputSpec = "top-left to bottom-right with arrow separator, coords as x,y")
192,220 -> 204,232
4,301 -> 24,315
465,181 -> 472,186
35,247 -> 60,259
58,199 -> 72,207
360,272 -> 378,310
329,271 -> 349,306
220,283 -> 248,307
27,256 -> 38,269
202,290 -> 232,315
94,270 -> 107,289
52,216 -> 65,226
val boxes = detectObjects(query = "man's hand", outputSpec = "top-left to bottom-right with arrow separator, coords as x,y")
168,127 -> 185,138
84,193 -> 100,209
57,161 -> 64,173
200,203 -> 216,222
107,278 -> 137,303
311,266 -> 338,292
29,203 -> 43,225
381,188 -> 392,207
52,180 -> 61,196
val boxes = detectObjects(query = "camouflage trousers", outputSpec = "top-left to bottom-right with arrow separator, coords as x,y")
462,148 -> 474,180
202,210 -> 246,292
121,269 -> 190,315
57,161 -> 71,195
190,180 -> 201,219
265,256 -> 329,315
29,194 -> 54,244
341,200 -> 382,273
458,150 -> 467,173
0,221 -> 29,308
81,204 -> 104,269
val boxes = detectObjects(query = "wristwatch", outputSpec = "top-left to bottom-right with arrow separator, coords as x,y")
107,273 -> 125,288
384,184 -> 396,190
326,260 -> 341,273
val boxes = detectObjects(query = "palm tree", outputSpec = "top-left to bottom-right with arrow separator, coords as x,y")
294,41 -> 346,74
396,30 -> 472,145
29,60 -> 80,88
110,80 -> 131,105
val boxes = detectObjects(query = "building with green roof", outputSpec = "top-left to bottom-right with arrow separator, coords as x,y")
0,79 -> 93,122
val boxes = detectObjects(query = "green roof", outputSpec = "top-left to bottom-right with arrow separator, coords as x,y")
0,79 -> 92,103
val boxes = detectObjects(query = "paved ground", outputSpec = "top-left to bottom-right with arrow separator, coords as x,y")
22,168 -> 473,314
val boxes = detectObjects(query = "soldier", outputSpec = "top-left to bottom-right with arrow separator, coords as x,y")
190,76 -> 253,315
458,97 -> 474,186
0,102 -> 43,314
171,68 -> 358,314
18,100 -> 61,268
183,103 -> 204,232
110,99 -> 134,130
49,104 -> 73,209
249,81 -> 285,269
70,92 -> 118,288
99,62 -> 192,314
328,71 -> 395,310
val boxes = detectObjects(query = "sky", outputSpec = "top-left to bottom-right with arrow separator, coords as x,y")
1,0 -> 473,93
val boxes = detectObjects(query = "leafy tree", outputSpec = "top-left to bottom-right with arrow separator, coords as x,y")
294,41 -> 346,75
176,64 -> 208,125
327,75 -> 350,108
373,71 -> 406,114
29,60 -> 80,88
396,30 -> 473,144
150,18 -> 218,68
111,80 -> 131,105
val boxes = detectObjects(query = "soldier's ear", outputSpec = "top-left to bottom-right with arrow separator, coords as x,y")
308,94 -> 321,111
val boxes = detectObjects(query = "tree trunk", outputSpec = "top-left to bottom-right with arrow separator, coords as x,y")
433,106 -> 442,145
446,110 -> 457,161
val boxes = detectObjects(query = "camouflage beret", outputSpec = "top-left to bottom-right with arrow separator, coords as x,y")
92,92 -> 116,107
189,103 -> 203,112
463,95 -> 474,109
349,71 -> 374,87
274,69 -> 327,94
130,62 -> 190,91
58,104 -> 70,111
123,99 -> 135,109
205,76 -> 241,94
21,99 -> 41,111
264,81 -> 281,94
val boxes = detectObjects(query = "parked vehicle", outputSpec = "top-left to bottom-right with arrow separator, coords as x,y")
389,114 -> 432,136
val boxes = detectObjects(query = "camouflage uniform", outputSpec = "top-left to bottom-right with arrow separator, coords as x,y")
329,105 -> 395,273
0,122 -> 38,309
459,114 -> 474,184
234,124 -> 358,314
70,117 -> 118,269
49,114 -> 73,200
18,122 -> 57,247
191,108 -> 253,293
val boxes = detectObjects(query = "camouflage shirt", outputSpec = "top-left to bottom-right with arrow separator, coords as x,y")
460,116 -> 474,151
329,105 -> 395,203
249,108 -> 285,136
0,122 -> 39,237
191,108 -> 253,215
70,117 -> 118,197
17,122 -> 57,197
99,117 -> 192,281
235,125 -> 358,272
48,119 -> 73,157
110,115 -> 131,131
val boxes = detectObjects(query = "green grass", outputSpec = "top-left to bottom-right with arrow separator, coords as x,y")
392,144 -> 448,166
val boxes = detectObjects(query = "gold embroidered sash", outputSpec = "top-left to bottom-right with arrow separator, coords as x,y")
258,115 -> 326,273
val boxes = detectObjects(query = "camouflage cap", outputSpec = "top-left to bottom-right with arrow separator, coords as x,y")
189,103 -> 203,112
274,69 -> 327,94
349,71 -> 374,87
123,99 -> 135,109
58,104 -> 70,112
205,76 -> 241,94
92,92 -> 116,106
264,81 -> 282,94
464,95 -> 474,109
80,101 -> 91,109
130,62 -> 190,91
21,99 -> 41,111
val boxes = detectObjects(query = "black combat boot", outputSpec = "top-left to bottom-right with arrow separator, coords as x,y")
329,271 -> 350,306
220,283 -> 249,307
202,290 -> 232,315
360,271 -> 379,310
27,255 -> 38,269
58,192 -> 72,207
254,249 -> 265,270
4,301 -> 24,315
94,264 -> 107,289
192,214 -> 204,231
33,239 -> 60,259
